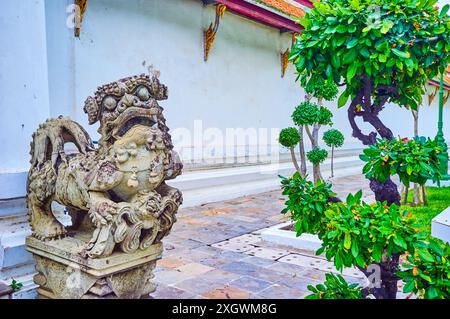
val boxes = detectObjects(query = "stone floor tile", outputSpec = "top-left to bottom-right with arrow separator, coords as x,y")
266,262 -> 307,276
257,284 -> 307,299
174,278 -> 225,295
245,246 -> 291,260
176,216 -> 212,226
227,233 -> 262,245
175,263 -> 215,276
278,254 -> 328,268
201,208 -> 237,216
154,269 -> 194,285
218,261 -> 288,284
240,256 -> 276,268
200,269 -> 241,285
211,240 -> 254,253
157,255 -> 191,269
224,198 -> 254,205
275,273 -> 320,291
202,286 -> 250,299
316,261 -> 365,279
301,269 -> 328,282
219,261 -> 262,277
150,285 -> 197,299
341,267 -> 366,279
228,276 -> 273,293
228,215 -> 260,223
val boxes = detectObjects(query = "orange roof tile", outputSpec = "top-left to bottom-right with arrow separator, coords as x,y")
258,0 -> 306,19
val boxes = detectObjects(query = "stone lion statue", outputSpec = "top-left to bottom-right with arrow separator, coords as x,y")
27,73 -> 183,259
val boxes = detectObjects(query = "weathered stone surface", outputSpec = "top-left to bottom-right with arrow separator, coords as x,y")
25,72 -> 182,298
0,282 -> 13,299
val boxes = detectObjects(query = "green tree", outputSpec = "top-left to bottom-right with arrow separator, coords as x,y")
279,127 -> 301,173
323,129 -> 345,177
290,0 -> 450,205
281,174 -> 449,299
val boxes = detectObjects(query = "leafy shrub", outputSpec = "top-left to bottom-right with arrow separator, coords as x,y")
360,137 -> 444,186
304,75 -> 339,101
399,239 -> 450,299
292,101 -> 320,126
306,273 -> 362,299
279,127 -> 300,148
289,0 -> 450,111
318,107 -> 333,125
10,279 -> 23,292
323,129 -> 345,148
316,192 -> 426,271
307,147 -> 328,165
280,172 -> 335,234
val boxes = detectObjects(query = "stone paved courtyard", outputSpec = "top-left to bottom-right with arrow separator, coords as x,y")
152,174 -> 378,299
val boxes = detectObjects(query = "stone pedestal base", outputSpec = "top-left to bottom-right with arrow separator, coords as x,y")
26,232 -> 162,299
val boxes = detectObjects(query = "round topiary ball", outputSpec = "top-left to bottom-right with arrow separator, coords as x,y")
307,147 -> 328,165
292,101 -> 320,126
304,75 -> 338,101
318,107 -> 333,126
305,74 -> 325,96
279,127 -> 300,148
321,78 -> 339,101
323,129 -> 345,148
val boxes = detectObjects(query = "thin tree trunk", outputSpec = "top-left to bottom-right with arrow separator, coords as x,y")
413,184 -> 420,206
312,123 -> 321,184
412,109 -> 420,205
422,185 -> 428,206
331,146 -> 334,178
298,125 -> 307,177
290,147 -> 300,173
403,186 -> 409,204
304,125 -> 314,144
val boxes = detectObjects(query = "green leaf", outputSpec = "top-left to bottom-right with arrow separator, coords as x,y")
440,4 -> 449,18
331,54 -> 340,68
338,90 -> 350,108
343,50 -> 357,64
336,25 -> 348,33
392,48 -> 410,59
427,287 -> 439,299
346,38 -> 358,49
299,17 -> 311,28
418,248 -> 435,263
360,48 -> 370,58
344,233 -> 352,250
347,62 -> 358,82
393,236 -> 407,250
403,280 -> 416,293
380,19 -> 394,34
348,0 -> 360,10
373,245 -> 383,262
351,241 -> 359,257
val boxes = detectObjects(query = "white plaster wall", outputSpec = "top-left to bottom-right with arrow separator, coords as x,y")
0,0 -> 51,198
45,0 -> 301,159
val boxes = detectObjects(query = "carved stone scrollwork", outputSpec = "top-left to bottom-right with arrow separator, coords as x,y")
203,4 -> 227,62
26,70 -> 182,299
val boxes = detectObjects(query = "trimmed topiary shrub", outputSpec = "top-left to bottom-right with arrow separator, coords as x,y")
307,147 -> 328,165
